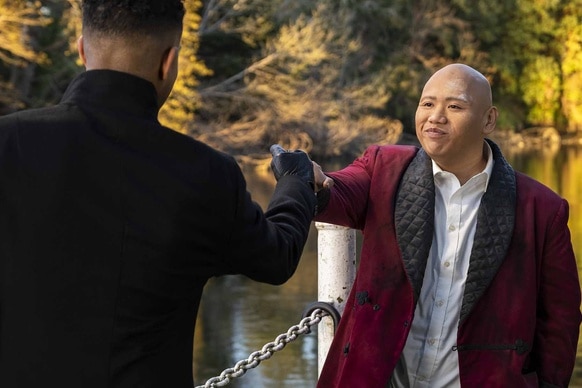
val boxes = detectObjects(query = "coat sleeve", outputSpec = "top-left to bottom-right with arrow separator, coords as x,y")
220,158 -> 317,285
535,198 -> 581,386
314,145 -> 380,230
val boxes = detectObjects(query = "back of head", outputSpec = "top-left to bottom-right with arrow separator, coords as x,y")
82,0 -> 185,39
80,0 -> 185,105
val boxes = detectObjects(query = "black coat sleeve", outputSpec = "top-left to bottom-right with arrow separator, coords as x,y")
220,161 -> 316,285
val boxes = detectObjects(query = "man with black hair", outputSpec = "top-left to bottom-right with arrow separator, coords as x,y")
0,1 -> 316,387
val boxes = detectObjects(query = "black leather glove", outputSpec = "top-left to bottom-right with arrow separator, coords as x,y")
270,144 -> 315,190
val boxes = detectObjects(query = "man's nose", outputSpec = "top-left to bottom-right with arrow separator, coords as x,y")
428,109 -> 447,123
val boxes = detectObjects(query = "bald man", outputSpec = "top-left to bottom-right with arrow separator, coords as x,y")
0,1 -> 316,387
309,64 -> 581,387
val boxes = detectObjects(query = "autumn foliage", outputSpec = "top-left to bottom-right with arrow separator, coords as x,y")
0,0 -> 581,159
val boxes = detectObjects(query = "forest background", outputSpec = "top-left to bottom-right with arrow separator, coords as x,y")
1,0 -> 581,161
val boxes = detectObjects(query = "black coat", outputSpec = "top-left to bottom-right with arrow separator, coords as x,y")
0,70 -> 316,387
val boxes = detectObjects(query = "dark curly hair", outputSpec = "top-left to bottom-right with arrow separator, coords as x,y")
82,0 -> 185,37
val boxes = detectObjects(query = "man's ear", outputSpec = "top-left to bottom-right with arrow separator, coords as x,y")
77,36 -> 87,66
159,46 -> 179,80
483,106 -> 498,135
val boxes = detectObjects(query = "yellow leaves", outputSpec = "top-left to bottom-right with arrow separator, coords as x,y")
520,57 -> 561,126
557,9 -> 582,132
240,3 -> 402,156
158,0 -> 212,133
194,1 -> 404,157
0,0 -> 51,66
268,5 -> 361,78
561,69 -> 582,132
272,18 -> 332,69
63,0 -> 83,64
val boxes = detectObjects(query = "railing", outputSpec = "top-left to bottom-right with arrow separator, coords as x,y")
196,222 -> 356,387
314,222 -> 356,374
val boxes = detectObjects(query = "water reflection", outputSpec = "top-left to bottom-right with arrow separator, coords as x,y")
194,144 -> 582,388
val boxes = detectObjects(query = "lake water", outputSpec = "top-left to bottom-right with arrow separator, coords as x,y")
193,144 -> 582,388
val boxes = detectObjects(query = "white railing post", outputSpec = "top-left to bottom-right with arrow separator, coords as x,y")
315,222 -> 356,376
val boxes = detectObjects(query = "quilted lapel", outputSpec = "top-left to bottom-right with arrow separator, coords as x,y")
394,149 -> 435,303
459,140 -> 516,324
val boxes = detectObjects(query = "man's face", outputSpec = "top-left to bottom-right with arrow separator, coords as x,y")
414,68 -> 491,170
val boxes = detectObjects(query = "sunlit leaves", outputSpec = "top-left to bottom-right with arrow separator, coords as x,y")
558,0 -> 582,132
197,1 -> 403,157
0,0 -> 50,66
159,0 -> 212,133
0,0 -> 580,145
521,57 -> 561,126
62,0 -> 82,64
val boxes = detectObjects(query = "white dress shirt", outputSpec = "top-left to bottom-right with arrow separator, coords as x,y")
390,142 -> 494,387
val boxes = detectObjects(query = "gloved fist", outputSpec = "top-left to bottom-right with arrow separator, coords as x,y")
270,144 -> 315,190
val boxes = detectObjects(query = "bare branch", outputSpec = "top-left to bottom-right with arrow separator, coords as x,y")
200,54 -> 278,93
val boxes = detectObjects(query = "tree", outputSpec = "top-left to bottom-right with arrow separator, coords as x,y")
62,0 -> 82,65
0,0 -> 50,66
195,0 -> 404,159
0,0 -> 50,113
457,0 -> 582,134
556,0 -> 582,133
193,0 -> 512,157
27,0 -> 85,108
158,0 -> 213,133
3,0 -> 580,147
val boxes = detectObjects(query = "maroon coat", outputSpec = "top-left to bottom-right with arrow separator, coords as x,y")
315,142 -> 581,387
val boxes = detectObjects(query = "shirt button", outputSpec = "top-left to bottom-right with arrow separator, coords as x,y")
444,261 -> 451,267
448,224 -> 456,231
436,300 -> 444,307
428,338 -> 436,346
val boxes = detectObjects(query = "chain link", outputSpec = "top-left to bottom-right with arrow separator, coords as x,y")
195,308 -> 329,388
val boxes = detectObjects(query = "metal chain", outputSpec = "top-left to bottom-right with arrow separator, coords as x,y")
195,308 -> 329,388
